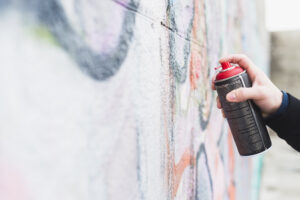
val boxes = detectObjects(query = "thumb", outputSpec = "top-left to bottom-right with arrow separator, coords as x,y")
226,87 -> 261,102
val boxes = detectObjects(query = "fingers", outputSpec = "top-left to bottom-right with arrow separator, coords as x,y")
226,87 -> 262,102
219,54 -> 253,68
219,54 -> 258,80
216,96 -> 222,109
216,96 -> 226,118
221,109 -> 226,118
211,75 -> 216,90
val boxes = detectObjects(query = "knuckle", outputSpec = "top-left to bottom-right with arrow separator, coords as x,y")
236,89 -> 245,99
222,109 -> 226,118
216,96 -> 221,108
235,88 -> 243,96
240,54 -> 248,59
257,87 -> 267,98
256,87 -> 263,94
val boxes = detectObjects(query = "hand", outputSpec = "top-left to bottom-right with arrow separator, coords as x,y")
212,54 -> 283,118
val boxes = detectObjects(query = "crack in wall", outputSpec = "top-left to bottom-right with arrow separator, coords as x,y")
112,0 -> 206,49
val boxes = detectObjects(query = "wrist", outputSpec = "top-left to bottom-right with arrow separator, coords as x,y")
265,91 -> 288,120
273,89 -> 283,113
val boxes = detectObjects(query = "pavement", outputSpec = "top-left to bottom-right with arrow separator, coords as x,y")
260,131 -> 300,200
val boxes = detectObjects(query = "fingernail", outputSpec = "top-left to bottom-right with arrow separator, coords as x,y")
227,93 -> 236,101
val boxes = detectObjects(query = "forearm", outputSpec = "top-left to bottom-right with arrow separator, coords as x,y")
265,93 -> 300,152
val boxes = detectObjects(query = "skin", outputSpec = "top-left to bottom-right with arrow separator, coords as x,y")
212,54 -> 283,118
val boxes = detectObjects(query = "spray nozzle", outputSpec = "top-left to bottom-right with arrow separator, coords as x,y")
215,62 -> 233,71
220,62 -> 232,69
214,66 -> 221,70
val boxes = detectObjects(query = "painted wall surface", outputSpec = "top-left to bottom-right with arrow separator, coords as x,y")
0,0 -> 269,200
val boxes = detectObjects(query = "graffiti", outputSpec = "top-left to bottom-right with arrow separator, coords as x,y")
42,0 -> 138,81
196,144 -> 214,199
190,0 -> 213,130
0,0 -> 9,9
167,0 -> 194,84
9,0 -> 140,81
0,0 -> 268,200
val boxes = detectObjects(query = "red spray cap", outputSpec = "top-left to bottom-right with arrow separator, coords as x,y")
215,62 -> 244,81
221,62 -> 231,69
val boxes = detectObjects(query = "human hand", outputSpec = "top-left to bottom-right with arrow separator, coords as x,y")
212,54 -> 283,118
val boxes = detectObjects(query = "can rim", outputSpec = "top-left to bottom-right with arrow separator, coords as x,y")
214,70 -> 246,84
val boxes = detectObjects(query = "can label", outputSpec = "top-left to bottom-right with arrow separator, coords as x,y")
215,71 -> 272,156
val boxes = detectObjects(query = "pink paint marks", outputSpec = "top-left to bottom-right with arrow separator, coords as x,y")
78,0 -> 127,53
172,149 -> 195,198
0,162 -> 31,200
227,130 -> 236,200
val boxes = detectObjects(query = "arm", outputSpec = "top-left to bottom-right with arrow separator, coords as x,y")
212,54 -> 300,152
265,93 -> 300,151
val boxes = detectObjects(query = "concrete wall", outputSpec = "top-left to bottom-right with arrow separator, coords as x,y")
0,1 -> 268,200
271,31 -> 300,98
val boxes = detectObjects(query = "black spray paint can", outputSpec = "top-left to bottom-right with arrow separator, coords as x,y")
214,62 -> 272,156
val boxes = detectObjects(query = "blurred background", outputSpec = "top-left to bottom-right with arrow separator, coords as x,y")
0,0 -> 299,199
261,0 -> 300,199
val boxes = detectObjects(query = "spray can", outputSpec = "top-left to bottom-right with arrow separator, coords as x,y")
214,62 -> 272,156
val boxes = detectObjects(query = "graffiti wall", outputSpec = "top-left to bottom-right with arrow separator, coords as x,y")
0,0 -> 269,199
